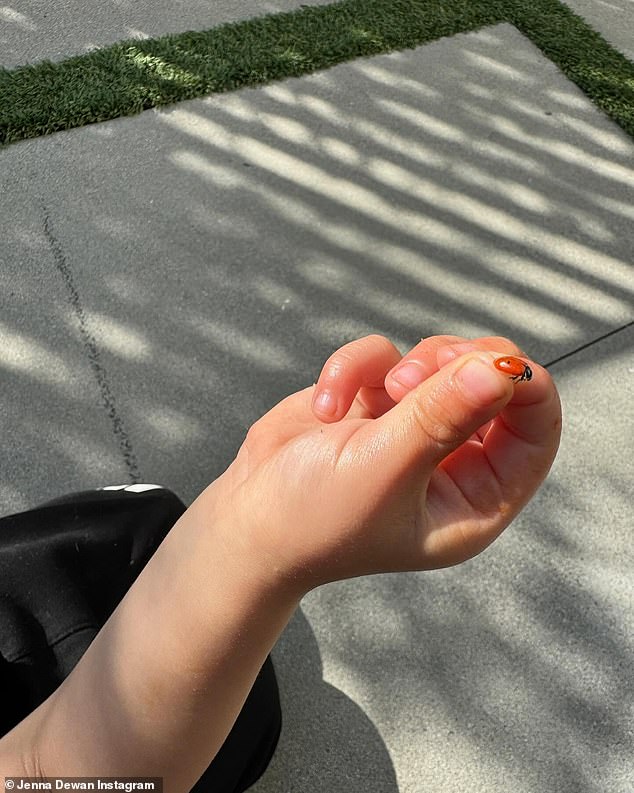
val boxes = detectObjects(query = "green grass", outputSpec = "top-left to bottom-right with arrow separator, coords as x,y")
1,0 -> 633,148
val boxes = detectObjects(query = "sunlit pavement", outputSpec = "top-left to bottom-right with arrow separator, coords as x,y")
1,3 -> 632,791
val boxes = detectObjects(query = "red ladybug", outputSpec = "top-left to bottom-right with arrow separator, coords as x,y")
494,356 -> 532,383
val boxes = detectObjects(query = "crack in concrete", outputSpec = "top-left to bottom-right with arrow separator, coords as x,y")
42,203 -> 140,483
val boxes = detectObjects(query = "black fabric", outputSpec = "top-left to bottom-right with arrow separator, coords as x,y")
0,486 -> 281,792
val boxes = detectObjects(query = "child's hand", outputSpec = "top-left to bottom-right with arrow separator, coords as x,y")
208,334 -> 561,596
3,334 -> 561,788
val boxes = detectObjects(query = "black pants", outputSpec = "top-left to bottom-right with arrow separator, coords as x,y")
0,486 -> 281,792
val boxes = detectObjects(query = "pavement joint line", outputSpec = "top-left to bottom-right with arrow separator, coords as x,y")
1,0 -> 633,148
543,320 -> 634,369
42,202 -> 141,483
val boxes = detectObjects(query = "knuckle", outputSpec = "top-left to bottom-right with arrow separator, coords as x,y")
364,332 -> 392,347
410,393 -> 464,451
367,333 -> 400,357
324,351 -> 353,379
244,420 -> 264,447
322,334 -> 397,381
487,335 -> 522,354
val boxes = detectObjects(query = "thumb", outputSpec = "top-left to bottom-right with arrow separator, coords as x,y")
377,351 -> 514,470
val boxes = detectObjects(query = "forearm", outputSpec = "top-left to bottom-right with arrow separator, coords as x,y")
0,482 -> 299,790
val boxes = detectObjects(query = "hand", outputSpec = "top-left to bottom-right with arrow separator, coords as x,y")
208,334 -> 561,596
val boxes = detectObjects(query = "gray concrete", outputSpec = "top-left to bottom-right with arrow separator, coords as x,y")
0,3 -> 632,792
0,0 -> 335,69
2,23 -> 632,511
564,0 -> 634,61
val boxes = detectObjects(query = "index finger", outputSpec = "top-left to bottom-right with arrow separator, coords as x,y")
385,335 -> 524,403
312,334 -> 402,422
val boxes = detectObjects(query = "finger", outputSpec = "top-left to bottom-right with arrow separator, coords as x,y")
436,336 -> 525,369
369,349 -> 557,570
436,338 -> 524,443
384,335 -> 524,404
312,334 -> 402,423
373,351 -> 515,476
483,359 -> 562,494
384,334 -> 467,403
425,358 -> 561,562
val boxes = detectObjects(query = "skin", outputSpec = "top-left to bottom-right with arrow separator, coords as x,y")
0,333 -> 561,790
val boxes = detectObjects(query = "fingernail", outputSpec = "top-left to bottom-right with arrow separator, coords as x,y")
391,361 -> 426,389
455,356 -> 505,404
313,389 -> 338,417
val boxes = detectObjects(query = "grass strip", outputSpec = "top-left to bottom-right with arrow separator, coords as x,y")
0,0 -> 505,147
0,0 -> 632,149
507,0 -> 634,139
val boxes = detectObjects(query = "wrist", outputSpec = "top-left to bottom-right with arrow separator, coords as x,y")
33,479 -> 300,782
133,480 -> 302,688
191,477 -> 307,607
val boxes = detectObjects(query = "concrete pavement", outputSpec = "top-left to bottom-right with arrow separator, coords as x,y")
1,2 -> 632,791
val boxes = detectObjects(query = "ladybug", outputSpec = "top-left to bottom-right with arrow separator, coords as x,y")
494,356 -> 532,383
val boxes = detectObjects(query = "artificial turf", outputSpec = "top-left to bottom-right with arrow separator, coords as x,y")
0,0 -> 633,148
